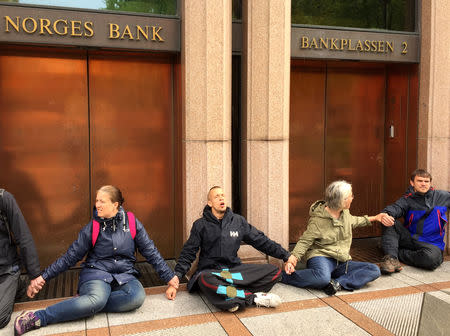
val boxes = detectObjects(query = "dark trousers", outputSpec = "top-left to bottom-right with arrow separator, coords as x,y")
0,267 -> 20,328
382,220 -> 443,270
196,264 -> 281,311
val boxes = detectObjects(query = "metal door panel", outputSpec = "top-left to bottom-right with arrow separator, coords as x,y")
88,52 -> 174,258
0,47 -> 90,267
326,66 -> 385,237
289,63 -> 326,242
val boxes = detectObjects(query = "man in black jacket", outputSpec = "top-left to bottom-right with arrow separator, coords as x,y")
166,186 -> 296,312
0,189 -> 41,328
379,169 -> 449,274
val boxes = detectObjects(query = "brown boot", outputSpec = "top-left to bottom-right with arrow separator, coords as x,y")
380,255 -> 403,274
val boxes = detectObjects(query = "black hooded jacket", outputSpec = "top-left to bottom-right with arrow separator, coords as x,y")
174,206 -> 290,290
0,190 -> 40,278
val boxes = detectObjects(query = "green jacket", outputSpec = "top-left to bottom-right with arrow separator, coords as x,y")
291,200 -> 371,263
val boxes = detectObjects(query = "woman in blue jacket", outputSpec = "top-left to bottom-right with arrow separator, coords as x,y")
14,185 -> 178,335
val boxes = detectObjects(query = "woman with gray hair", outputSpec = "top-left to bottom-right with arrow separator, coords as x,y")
281,181 -> 394,295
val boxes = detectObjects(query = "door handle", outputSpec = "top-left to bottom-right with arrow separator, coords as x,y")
389,125 -> 395,138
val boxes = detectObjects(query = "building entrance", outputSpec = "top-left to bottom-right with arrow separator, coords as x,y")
289,60 -> 418,242
0,46 -> 179,267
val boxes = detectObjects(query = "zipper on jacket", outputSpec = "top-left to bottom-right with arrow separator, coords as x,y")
437,210 -> 447,236
406,214 -> 414,228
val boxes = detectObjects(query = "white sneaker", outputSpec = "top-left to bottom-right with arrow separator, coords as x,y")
228,305 -> 239,313
253,292 -> 282,308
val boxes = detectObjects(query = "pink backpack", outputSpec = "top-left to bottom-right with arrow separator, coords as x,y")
92,212 -> 136,246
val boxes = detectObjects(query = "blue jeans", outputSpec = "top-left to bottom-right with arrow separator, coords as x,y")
35,279 -> 146,326
281,256 -> 380,291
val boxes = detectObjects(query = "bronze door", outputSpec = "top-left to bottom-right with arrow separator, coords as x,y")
0,47 -> 90,267
289,61 -> 418,242
0,47 -> 177,267
289,62 -> 326,240
325,64 -> 385,237
88,52 -> 175,258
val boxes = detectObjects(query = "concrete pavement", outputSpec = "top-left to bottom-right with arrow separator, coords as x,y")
3,257 -> 450,336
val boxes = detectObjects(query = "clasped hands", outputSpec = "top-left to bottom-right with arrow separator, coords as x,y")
376,213 -> 395,227
165,275 -> 180,300
284,255 -> 298,275
27,275 -> 46,298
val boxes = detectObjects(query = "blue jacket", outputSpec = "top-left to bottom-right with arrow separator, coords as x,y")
174,206 -> 290,291
42,207 -> 174,287
383,186 -> 449,250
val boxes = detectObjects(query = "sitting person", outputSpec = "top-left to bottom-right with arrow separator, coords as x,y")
14,185 -> 178,335
282,180 -> 394,295
166,186 -> 296,312
0,189 -> 41,329
379,169 -> 449,274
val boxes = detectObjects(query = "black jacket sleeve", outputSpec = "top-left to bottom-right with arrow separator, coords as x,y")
42,223 -> 91,281
174,221 -> 201,279
1,191 -> 41,278
135,219 -> 174,283
241,217 -> 290,262
382,195 -> 409,219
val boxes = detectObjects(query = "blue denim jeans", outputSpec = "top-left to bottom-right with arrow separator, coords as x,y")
35,279 -> 146,326
281,256 -> 380,291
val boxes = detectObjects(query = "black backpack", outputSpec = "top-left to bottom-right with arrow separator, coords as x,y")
0,189 -> 13,244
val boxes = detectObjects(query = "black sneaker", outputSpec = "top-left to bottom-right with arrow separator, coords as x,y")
323,280 -> 341,296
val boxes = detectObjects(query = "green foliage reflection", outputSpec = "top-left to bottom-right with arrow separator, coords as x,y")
292,0 -> 415,32
104,0 -> 177,15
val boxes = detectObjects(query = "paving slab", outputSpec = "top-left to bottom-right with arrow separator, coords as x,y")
269,283 -> 318,302
86,313 -> 108,330
126,322 -> 227,336
107,291 -> 211,326
398,262 -> 450,284
239,306 -> 370,336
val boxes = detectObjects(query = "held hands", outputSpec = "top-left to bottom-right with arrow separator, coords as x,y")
377,213 -> 395,227
284,255 -> 298,275
168,275 -> 179,289
27,275 -> 46,299
166,285 -> 177,300
166,275 -> 179,300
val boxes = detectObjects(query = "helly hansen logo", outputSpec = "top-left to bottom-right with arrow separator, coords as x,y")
230,231 -> 239,237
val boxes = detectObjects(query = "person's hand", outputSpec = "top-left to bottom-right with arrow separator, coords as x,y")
378,213 -> 394,227
27,276 -> 45,298
287,255 -> 298,267
168,275 -> 179,289
34,276 -> 46,288
284,262 -> 295,274
166,285 -> 177,300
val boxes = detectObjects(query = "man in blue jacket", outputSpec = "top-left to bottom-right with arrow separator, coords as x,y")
379,169 -> 449,274
166,186 -> 296,312
0,189 -> 42,328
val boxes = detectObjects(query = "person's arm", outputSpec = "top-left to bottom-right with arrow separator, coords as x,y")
349,212 -> 394,229
382,195 -> 409,219
173,221 -> 201,280
165,221 -> 202,301
1,191 -> 40,278
134,219 -> 175,284
242,216 -> 290,262
290,219 -> 319,262
41,222 -> 92,281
